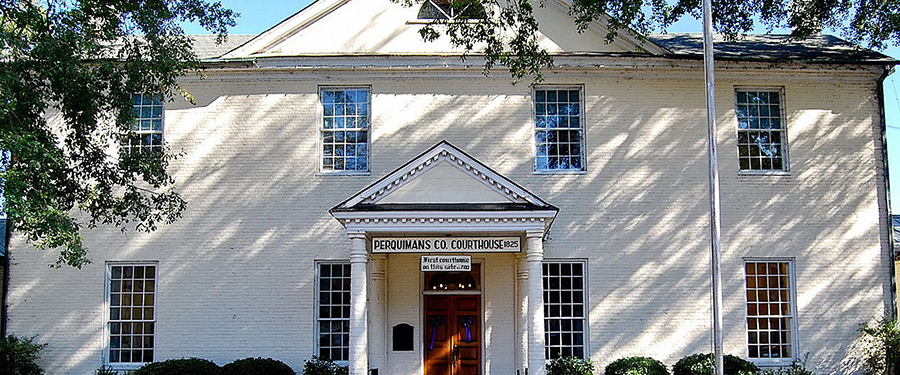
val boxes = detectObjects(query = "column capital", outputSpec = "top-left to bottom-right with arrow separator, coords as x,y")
349,233 -> 367,261
347,231 -> 367,240
525,230 -> 545,239
369,254 -> 386,281
525,232 -> 544,262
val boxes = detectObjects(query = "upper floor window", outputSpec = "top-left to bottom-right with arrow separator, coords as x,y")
745,260 -> 796,362
534,88 -> 584,172
736,89 -> 787,172
320,88 -> 370,173
417,0 -> 485,20
128,94 -> 164,153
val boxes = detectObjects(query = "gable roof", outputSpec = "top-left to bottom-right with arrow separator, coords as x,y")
222,0 -> 666,59
200,1 -> 896,66
190,35 -> 256,59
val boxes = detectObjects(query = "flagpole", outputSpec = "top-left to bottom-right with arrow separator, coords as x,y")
700,0 -> 725,373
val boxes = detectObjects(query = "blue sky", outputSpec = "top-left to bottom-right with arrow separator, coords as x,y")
181,0 -> 900,213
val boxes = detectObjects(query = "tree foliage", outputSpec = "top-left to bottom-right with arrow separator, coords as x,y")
0,0 -> 236,267
395,0 -> 900,80
860,317 -> 900,375
0,335 -> 47,375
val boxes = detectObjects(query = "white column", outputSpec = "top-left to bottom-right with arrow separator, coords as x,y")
516,252 -> 529,375
368,254 -> 387,374
348,232 -> 369,375
526,230 -> 547,375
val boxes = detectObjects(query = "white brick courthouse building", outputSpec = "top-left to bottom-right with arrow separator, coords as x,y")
5,0 -> 899,374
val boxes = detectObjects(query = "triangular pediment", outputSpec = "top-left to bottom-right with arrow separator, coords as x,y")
333,141 -> 553,210
378,162 -> 510,204
331,142 -> 558,234
223,0 -> 667,58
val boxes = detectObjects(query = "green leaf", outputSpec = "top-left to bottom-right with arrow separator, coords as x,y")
0,0 -> 234,267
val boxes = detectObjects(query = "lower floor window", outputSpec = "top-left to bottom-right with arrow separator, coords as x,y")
107,263 -> 156,365
317,262 -> 351,361
543,261 -> 586,359
745,260 -> 796,360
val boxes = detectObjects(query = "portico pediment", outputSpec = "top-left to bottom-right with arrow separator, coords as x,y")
330,141 -> 557,234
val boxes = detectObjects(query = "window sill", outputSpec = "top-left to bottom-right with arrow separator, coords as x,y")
317,171 -> 372,177
737,170 -> 791,177
750,358 -> 797,367
533,170 -> 587,175
106,363 -> 147,371
406,20 -> 483,25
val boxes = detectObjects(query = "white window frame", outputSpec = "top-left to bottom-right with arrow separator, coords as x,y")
735,88 -> 789,174
128,94 -> 164,153
318,86 -> 371,175
414,0 -> 486,20
743,258 -> 798,365
315,261 -> 352,364
542,259 -> 589,360
103,261 -> 158,370
533,86 -> 587,174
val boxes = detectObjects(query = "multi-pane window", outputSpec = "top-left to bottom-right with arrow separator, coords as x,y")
745,261 -> 796,360
534,88 -> 584,172
417,0 -> 485,19
321,88 -> 369,173
543,261 -> 586,359
128,94 -> 164,153
107,264 -> 156,366
736,90 -> 787,171
317,263 -> 351,361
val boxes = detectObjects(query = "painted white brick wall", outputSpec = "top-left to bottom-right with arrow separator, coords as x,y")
5,65 -> 891,375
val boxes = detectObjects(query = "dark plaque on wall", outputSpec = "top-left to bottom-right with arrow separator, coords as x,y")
392,323 -> 414,351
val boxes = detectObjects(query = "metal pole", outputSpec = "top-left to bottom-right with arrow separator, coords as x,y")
700,0 -> 725,373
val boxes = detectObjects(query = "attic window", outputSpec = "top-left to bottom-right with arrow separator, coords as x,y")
417,0 -> 485,20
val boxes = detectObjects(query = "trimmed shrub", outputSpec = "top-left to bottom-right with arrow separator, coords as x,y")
0,335 -> 47,375
860,317 -> 900,375
605,356 -> 670,375
222,357 -> 295,375
547,356 -> 595,375
673,353 -> 759,375
133,357 -> 221,375
94,365 -> 119,375
302,356 -> 348,375
760,356 -> 814,375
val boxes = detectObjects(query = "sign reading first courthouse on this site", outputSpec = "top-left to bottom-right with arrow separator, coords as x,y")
371,237 -> 521,253
421,255 -> 471,271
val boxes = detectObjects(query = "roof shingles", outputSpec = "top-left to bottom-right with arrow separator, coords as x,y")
649,33 -> 897,64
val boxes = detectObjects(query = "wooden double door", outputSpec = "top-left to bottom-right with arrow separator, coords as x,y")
424,295 -> 482,375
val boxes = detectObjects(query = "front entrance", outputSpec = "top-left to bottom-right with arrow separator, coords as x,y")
424,295 -> 482,375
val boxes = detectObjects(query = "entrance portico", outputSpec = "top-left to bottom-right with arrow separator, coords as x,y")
331,142 -> 558,375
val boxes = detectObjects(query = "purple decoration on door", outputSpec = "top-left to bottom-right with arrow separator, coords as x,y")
460,317 -> 475,342
428,316 -> 444,350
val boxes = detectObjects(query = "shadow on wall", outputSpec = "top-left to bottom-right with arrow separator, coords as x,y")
5,74 -> 890,374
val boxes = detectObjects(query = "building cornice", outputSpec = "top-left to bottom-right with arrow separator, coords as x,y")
332,210 -> 556,234
184,57 -> 887,83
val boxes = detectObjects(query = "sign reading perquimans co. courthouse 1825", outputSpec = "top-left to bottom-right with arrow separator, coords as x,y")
371,237 -> 520,253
